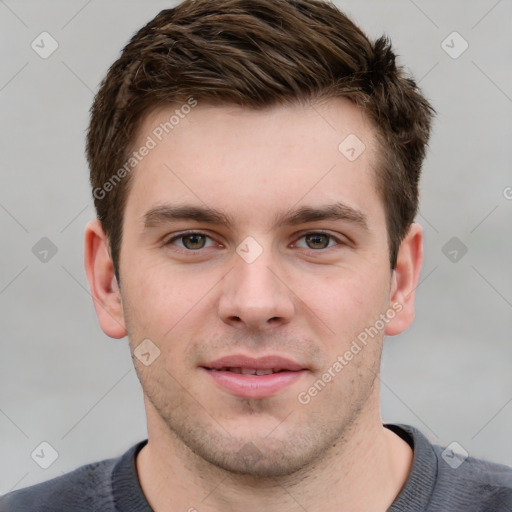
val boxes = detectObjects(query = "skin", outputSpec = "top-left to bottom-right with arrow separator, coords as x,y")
85,97 -> 423,511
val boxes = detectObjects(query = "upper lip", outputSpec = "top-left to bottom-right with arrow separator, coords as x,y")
202,355 -> 306,371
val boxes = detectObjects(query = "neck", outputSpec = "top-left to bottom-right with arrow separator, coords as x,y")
136,396 -> 413,511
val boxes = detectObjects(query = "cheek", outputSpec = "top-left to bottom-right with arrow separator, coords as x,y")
121,259 -> 223,355
301,270 -> 389,340
121,267 -> 186,339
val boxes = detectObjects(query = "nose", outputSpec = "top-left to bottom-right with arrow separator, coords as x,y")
217,243 -> 295,332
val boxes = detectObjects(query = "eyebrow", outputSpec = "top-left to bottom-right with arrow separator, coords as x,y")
142,202 -> 369,231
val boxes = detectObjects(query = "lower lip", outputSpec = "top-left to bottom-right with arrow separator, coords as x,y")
202,368 -> 307,399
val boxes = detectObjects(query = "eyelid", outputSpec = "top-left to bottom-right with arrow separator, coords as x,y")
292,230 -> 347,249
164,230 -> 219,249
164,229 -> 348,252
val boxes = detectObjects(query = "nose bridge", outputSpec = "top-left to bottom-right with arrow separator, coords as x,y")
218,236 -> 294,329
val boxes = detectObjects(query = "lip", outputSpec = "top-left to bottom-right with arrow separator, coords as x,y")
201,355 -> 308,399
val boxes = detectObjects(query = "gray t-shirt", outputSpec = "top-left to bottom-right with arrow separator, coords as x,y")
1,424 -> 511,511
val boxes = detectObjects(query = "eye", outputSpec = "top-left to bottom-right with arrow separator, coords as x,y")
295,232 -> 342,250
165,232 -> 216,251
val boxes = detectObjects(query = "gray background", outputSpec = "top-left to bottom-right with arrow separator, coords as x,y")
1,0 -> 511,494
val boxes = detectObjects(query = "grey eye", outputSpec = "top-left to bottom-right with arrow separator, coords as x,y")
303,233 -> 332,250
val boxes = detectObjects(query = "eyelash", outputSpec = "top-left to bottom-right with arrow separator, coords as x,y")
164,231 -> 345,253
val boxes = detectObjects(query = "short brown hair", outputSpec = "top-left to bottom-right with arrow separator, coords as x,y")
87,0 -> 435,283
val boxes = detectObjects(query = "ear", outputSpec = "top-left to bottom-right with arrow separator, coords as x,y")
385,223 -> 424,336
84,219 -> 127,339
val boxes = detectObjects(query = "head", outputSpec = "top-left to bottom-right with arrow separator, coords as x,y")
87,0 -> 434,282
85,0 -> 434,478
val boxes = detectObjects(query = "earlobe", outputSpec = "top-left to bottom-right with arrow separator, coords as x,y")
84,219 -> 127,339
385,223 -> 424,336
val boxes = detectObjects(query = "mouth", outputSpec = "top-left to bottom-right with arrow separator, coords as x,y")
201,355 -> 308,399
205,367 -> 294,375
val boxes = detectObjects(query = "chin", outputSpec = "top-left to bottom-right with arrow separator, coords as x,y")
186,434 -> 320,478
142,362 -> 376,479
160,407 -> 351,479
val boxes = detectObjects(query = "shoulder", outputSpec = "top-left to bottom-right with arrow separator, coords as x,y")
430,443 -> 512,510
0,451 -> 122,512
392,423 -> 512,511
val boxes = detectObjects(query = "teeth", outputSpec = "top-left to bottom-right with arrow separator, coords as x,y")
212,367 -> 280,375
256,369 -> 274,375
209,366 -> 283,375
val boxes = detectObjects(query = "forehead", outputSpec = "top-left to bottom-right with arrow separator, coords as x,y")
125,98 -> 385,233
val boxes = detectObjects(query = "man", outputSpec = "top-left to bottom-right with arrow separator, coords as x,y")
2,0 -> 511,510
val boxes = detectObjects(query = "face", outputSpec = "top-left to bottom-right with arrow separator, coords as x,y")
88,98 -> 419,478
